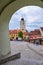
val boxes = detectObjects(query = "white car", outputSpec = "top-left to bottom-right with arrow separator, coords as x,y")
18,37 -> 22,41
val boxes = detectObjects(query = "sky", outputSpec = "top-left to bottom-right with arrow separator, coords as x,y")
9,6 -> 43,32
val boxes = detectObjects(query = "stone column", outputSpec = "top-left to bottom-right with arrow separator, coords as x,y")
0,17 -> 1,57
0,20 -> 11,56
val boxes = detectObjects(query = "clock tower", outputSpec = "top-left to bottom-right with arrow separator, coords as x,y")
20,18 -> 25,32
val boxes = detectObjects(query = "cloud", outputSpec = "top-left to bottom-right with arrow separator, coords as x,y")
26,26 -> 37,32
25,16 -> 38,24
9,6 -> 43,32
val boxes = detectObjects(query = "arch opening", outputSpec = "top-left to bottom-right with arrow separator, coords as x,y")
0,0 -> 43,57
9,6 -> 43,47
8,6 -> 43,60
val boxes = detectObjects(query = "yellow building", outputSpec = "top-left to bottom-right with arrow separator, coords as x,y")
9,30 -> 18,40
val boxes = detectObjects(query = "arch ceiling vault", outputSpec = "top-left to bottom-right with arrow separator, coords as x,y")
0,0 -> 43,15
0,0 -> 16,14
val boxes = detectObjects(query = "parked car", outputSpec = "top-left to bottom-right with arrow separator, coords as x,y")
18,37 -> 22,41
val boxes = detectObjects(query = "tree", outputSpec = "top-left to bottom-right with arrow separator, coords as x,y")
18,31 -> 23,39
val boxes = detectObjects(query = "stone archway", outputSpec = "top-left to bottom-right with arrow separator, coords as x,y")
0,0 -> 43,56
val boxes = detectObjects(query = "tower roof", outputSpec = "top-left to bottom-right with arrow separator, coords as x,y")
21,18 -> 24,21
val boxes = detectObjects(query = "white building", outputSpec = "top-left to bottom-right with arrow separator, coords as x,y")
40,27 -> 43,38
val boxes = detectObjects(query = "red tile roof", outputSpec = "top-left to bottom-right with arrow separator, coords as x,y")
9,30 -> 17,34
17,29 -> 21,33
9,29 -> 29,35
23,32 -> 28,35
29,29 -> 42,39
29,29 -> 41,35
29,35 -> 42,39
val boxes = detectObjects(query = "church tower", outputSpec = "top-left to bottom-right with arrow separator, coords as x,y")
20,18 -> 25,32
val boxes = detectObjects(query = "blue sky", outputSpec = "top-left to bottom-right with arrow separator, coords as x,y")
9,6 -> 43,32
